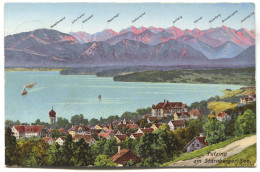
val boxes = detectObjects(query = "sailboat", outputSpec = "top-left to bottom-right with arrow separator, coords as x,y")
98,94 -> 102,100
21,88 -> 28,96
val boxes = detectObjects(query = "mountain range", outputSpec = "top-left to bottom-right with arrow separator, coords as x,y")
4,26 -> 255,67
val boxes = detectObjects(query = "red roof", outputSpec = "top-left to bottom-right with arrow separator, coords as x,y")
68,125 -> 90,132
153,123 -> 163,128
42,137 -> 52,143
175,112 -> 189,116
170,120 -> 185,126
131,133 -> 143,138
152,100 -> 187,110
73,134 -> 93,142
119,124 -> 127,128
127,124 -> 138,129
91,129 -> 103,134
140,128 -> 154,133
115,134 -> 127,141
218,112 -> 228,118
14,125 -> 44,133
98,133 -> 110,139
111,149 -> 129,162
195,136 -> 208,146
188,109 -> 201,116
49,109 -> 56,117
49,128 -> 67,133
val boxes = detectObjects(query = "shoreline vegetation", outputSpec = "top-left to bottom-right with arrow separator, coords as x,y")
5,66 -> 255,86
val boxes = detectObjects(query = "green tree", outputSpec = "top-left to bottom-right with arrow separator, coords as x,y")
89,118 -> 99,126
60,134 -> 75,166
31,119 -> 48,126
17,139 -> 49,167
5,127 -> 18,166
235,109 -> 256,137
71,114 -> 88,125
94,155 -> 117,167
72,138 -> 94,166
56,117 -> 71,129
122,137 -> 138,153
204,118 -> 226,144
5,120 -> 20,128
126,159 -> 135,167
51,129 -> 62,138
224,118 -> 236,136
103,137 -> 118,157
47,142 -> 62,166
91,138 -> 106,157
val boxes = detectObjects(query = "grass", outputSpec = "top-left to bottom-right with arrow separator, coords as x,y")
215,143 -> 256,167
161,134 -> 254,167
220,89 -> 244,99
208,101 -> 239,114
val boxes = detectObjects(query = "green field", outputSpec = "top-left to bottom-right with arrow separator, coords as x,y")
113,68 -> 255,86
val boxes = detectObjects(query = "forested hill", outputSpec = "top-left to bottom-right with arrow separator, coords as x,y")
113,67 -> 255,86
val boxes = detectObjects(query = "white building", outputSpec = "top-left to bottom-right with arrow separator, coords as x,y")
184,134 -> 208,153
168,120 -> 186,131
12,125 -> 49,139
216,112 -> 231,122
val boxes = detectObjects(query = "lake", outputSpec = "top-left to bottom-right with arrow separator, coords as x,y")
5,71 -> 243,123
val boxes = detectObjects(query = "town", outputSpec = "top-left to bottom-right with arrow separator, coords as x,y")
5,87 -> 256,167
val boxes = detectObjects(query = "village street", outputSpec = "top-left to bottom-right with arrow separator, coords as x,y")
168,135 -> 256,167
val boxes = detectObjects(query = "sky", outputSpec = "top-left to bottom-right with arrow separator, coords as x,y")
4,3 -> 255,36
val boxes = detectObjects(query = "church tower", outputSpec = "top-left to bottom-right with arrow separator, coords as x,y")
49,107 -> 56,125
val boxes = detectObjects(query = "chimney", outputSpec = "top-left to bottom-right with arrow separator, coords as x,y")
118,146 -> 121,153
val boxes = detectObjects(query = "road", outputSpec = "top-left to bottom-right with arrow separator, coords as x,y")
168,135 -> 256,167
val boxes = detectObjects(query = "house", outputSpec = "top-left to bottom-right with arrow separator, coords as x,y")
136,128 -> 154,134
42,137 -> 54,145
151,123 -> 163,131
168,120 -> 186,131
151,100 -> 188,118
104,129 -> 121,137
111,147 -> 140,166
184,134 -> 208,153
114,134 -> 128,143
55,136 -> 66,145
98,133 -> 111,140
129,133 -> 143,139
143,115 -> 158,123
94,124 -> 108,130
73,134 -> 96,146
216,112 -> 231,122
11,125 -> 49,139
188,109 -> 203,119
240,94 -> 256,105
68,125 -> 91,137
173,112 -> 190,120
126,124 -> 138,130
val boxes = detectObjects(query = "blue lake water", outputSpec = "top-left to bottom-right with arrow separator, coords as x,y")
5,71 -> 243,123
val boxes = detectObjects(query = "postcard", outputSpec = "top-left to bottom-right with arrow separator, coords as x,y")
4,2 -> 256,168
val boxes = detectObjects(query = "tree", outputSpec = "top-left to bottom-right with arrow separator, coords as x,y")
71,114 -> 88,125
5,127 -> 18,166
224,118 -> 236,136
89,118 -> 99,126
5,120 -> 20,128
31,119 -> 48,126
103,137 -> 118,156
235,109 -> 256,137
56,117 -> 71,129
91,138 -> 106,157
126,159 -> 135,167
60,134 -> 75,166
94,155 -> 117,167
72,138 -> 94,166
51,129 -> 62,138
122,138 -> 138,153
47,142 -> 62,166
204,118 -> 226,145
17,139 -> 49,167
